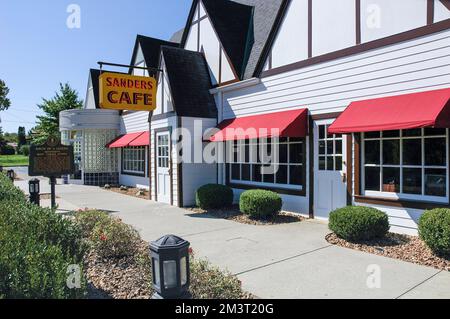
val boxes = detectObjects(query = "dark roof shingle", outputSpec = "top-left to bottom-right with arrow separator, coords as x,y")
130,35 -> 179,73
161,46 -> 217,118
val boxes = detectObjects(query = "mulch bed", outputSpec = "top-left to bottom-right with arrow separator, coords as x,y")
326,232 -> 450,272
84,240 -> 152,299
107,187 -> 150,200
188,206 -> 304,225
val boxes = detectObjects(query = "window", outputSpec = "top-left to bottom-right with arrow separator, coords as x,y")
318,125 -> 343,171
122,146 -> 146,175
157,134 -> 170,168
362,129 -> 448,201
228,138 -> 305,190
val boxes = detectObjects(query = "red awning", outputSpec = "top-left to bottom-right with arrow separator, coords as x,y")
209,109 -> 309,142
328,88 -> 450,134
107,132 -> 145,148
129,131 -> 150,147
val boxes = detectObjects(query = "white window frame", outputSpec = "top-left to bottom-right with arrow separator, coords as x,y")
228,138 -> 304,191
362,128 -> 449,203
122,146 -> 146,176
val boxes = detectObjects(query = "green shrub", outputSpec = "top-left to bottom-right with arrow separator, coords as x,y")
91,217 -> 141,258
190,258 -> 247,299
196,184 -> 234,209
419,208 -> 450,256
239,189 -> 282,218
0,172 -> 27,203
19,145 -> 30,156
74,209 -> 111,238
329,206 -> 390,241
0,176 -> 86,298
0,145 -> 15,155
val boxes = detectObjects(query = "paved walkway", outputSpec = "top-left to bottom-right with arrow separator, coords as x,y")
12,169 -> 450,299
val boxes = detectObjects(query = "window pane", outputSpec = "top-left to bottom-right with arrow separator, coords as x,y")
289,143 -> 303,163
365,167 -> 380,191
279,144 -> 288,163
231,164 -> 240,180
290,137 -> 303,143
244,141 -> 250,163
365,140 -> 380,164
276,165 -> 288,184
319,125 -> 325,139
425,169 -> 446,197
290,165 -> 303,185
253,164 -> 262,182
424,128 -> 446,136
319,156 -> 326,170
327,141 -> 333,155
365,131 -> 380,139
425,138 -> 446,166
242,164 -> 250,181
335,156 -> 343,171
263,170 -> 274,183
403,129 -> 421,137
403,139 -> 422,166
326,156 -> 334,171
383,140 -> 400,165
335,140 -> 342,155
403,168 -> 422,195
383,130 -> 400,138
319,141 -> 325,155
382,167 -> 400,193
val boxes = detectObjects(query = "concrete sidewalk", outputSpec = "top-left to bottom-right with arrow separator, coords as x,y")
12,173 -> 450,299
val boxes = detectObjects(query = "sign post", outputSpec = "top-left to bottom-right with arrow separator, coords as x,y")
28,137 -> 75,209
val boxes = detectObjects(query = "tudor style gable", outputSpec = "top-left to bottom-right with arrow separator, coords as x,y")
263,0 -> 450,72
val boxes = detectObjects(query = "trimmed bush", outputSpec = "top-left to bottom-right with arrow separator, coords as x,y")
91,217 -> 141,258
329,206 -> 389,241
0,145 -> 15,155
419,208 -> 450,256
196,184 -> 234,209
19,145 -> 30,156
0,174 -> 86,299
239,189 -> 282,218
74,209 -> 111,238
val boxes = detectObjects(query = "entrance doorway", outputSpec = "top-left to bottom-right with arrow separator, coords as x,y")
313,120 -> 348,219
155,131 -> 171,204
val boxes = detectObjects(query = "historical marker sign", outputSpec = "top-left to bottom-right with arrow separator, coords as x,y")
29,137 -> 75,177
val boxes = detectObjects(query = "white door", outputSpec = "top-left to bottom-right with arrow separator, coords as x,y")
314,120 -> 348,219
156,131 -> 171,204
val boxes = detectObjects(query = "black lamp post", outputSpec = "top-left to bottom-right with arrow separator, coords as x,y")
150,235 -> 191,299
7,170 -> 14,182
29,178 -> 40,206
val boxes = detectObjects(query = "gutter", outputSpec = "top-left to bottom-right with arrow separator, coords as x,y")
209,77 -> 261,95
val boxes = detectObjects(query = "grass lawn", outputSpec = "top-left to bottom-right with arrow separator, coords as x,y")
0,155 -> 29,167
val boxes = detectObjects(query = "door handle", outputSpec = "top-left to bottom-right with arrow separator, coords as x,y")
341,172 -> 347,183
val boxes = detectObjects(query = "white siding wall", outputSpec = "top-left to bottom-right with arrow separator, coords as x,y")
222,29 -> 450,119
154,56 -> 174,116
361,0 -> 427,43
181,117 -> 218,206
435,0 -> 450,22
312,0 -> 356,56
120,111 -> 149,134
217,29 -> 450,232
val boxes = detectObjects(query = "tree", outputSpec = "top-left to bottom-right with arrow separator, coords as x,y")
0,79 -> 10,111
32,83 -> 83,144
18,126 -> 26,148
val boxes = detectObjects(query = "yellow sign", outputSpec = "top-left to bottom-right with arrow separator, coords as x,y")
99,72 -> 157,111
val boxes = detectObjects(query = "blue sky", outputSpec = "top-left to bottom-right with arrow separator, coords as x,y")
0,0 -> 192,133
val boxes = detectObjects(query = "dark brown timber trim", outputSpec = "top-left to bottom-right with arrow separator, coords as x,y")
151,111 -> 177,122
308,0 -> 312,58
308,115 -> 314,218
354,133 -> 361,196
177,117 -> 183,207
262,18 -> 450,78
311,112 -> 342,121
427,0 -> 435,25
440,0 -> 450,11
356,0 -> 361,44
346,134 -> 353,205
355,195 -> 449,210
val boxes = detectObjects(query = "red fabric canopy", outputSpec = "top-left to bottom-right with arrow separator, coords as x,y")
328,88 -> 450,134
129,131 -> 150,147
209,109 -> 309,142
107,132 -> 145,148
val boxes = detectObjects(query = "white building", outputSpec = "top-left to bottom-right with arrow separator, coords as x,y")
61,0 -> 450,235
